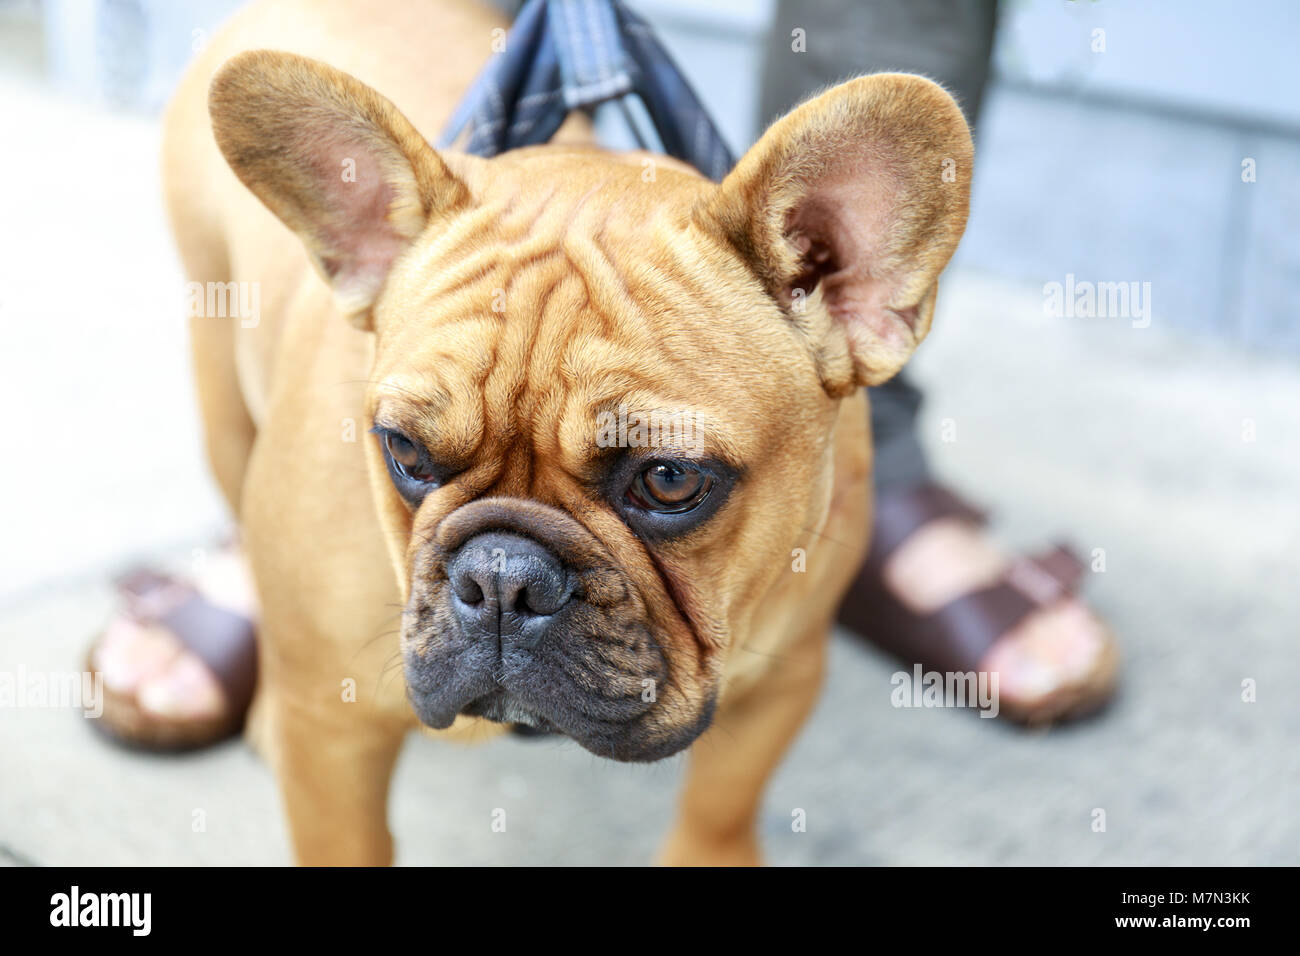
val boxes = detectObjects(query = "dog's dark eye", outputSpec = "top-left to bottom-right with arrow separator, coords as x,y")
375,427 -> 442,492
385,432 -> 424,475
627,461 -> 713,514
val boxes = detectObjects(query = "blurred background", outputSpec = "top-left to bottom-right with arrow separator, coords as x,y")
1,0 -> 1297,865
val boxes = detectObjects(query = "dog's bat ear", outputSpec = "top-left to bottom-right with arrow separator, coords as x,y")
697,74 -> 972,394
208,50 -> 470,330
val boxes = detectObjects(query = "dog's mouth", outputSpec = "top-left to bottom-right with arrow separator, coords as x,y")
420,678 -> 716,762
400,496 -> 719,762
459,690 -> 557,734
401,604 -> 716,761
401,629 -> 702,761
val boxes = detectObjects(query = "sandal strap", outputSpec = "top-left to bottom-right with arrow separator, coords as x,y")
1006,544 -> 1086,604
922,582 -> 1038,674
113,568 -> 258,716
868,482 -> 988,566
919,548 -> 1085,672
116,568 -> 187,617
839,531 -> 1090,675
1036,543 -> 1086,592
159,597 -> 257,715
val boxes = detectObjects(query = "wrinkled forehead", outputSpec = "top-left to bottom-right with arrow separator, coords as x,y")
368,154 -> 821,474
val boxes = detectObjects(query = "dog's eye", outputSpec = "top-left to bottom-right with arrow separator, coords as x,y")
386,432 -> 423,474
375,428 -> 442,488
627,461 -> 713,514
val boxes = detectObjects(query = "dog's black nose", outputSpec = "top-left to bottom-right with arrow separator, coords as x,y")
447,532 -> 572,646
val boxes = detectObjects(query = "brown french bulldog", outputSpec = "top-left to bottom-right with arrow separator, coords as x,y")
163,0 -> 971,865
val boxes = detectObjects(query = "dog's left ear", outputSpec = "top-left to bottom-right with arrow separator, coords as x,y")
209,50 -> 470,330
698,74 -> 973,394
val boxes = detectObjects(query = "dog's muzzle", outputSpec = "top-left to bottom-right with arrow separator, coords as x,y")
401,498 -> 712,762
446,531 -> 574,649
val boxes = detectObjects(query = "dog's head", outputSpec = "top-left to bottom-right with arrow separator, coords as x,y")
209,51 -> 971,760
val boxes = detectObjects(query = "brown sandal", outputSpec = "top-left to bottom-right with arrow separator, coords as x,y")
837,483 -> 1118,724
87,568 -> 258,750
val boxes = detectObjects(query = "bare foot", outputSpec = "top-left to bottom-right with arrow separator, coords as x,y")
91,544 -> 257,741
882,517 -> 1117,720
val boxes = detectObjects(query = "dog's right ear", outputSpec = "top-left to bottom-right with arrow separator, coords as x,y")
697,74 -> 972,395
209,50 -> 469,330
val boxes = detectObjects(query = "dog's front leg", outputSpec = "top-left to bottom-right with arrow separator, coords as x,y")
657,625 -> 829,867
268,684 -> 408,866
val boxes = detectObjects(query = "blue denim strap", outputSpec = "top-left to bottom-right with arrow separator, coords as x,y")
437,0 -> 735,181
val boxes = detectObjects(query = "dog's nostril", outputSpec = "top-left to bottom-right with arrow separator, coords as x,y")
512,586 -> 536,616
513,584 -> 558,617
500,571 -> 566,617
514,579 -> 571,617
457,579 -> 484,605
